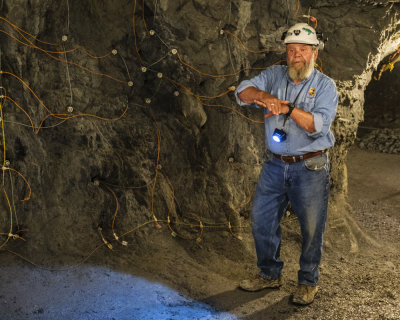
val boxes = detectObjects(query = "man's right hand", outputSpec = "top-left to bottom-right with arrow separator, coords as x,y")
238,86 -> 289,116
254,99 -> 290,117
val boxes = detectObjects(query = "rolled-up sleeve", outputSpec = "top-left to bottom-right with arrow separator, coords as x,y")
234,80 -> 257,106
234,68 -> 276,106
307,80 -> 338,138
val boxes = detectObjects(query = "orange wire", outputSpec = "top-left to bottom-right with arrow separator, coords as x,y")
7,168 -> 32,201
197,89 -> 234,101
201,103 -> 264,124
176,51 -> 272,78
316,58 -> 323,73
312,17 -> 318,29
132,0 -> 144,64
142,0 -> 150,34
390,45 -> 400,60
1,16 -> 115,58
102,184 -> 124,245
165,77 -> 235,101
0,29 -> 58,51
0,232 -> 26,241
296,0 -> 301,16
0,89 -> 32,201
169,214 -> 204,241
161,170 -> 189,239
293,1 -> 318,29
162,166 -> 236,241
0,187 -> 13,250
40,51 -> 127,84
147,107 -> 162,228
0,100 -> 6,187
227,212 -> 243,240
0,16 -> 59,46
81,48 -> 114,59
1,28 -> 126,84
0,29 -> 115,58
4,96 -> 35,132
164,77 -> 198,97
3,71 -> 55,114
176,51 -> 285,78
161,171 -> 175,221
36,104 -> 129,133
1,7 -> 298,246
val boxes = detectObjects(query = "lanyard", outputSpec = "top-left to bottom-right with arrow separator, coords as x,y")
282,79 -> 306,127
282,79 -> 307,127
284,79 -> 307,107
284,69 -> 317,106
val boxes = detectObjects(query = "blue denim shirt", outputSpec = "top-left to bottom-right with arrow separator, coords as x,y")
235,65 -> 338,155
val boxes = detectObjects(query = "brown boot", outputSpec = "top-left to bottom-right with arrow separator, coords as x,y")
239,275 -> 282,292
292,284 -> 319,305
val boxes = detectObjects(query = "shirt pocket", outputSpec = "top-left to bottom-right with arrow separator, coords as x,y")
301,95 -> 316,112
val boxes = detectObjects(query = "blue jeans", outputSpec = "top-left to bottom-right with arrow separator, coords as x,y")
251,154 -> 330,286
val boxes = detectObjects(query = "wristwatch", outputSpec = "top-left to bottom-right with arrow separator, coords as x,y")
286,103 -> 295,118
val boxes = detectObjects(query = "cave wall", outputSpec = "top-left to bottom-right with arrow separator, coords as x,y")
1,0 -> 400,259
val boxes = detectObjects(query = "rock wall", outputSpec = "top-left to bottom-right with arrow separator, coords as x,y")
1,0 -> 400,259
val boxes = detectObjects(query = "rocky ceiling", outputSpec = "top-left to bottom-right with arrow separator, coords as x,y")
0,0 -> 399,261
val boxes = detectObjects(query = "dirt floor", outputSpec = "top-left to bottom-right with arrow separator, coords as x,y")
0,146 -> 399,320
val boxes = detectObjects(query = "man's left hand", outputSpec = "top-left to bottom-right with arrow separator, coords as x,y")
254,99 -> 290,118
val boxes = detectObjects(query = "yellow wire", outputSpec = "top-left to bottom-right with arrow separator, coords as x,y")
202,102 -> 264,124
2,71 -> 53,114
0,4 -> 297,251
8,168 -> 32,201
0,188 -> 13,250
5,96 -> 35,132
0,99 -> 6,186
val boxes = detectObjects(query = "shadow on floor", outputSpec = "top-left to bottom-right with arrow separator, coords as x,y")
202,287 -> 301,320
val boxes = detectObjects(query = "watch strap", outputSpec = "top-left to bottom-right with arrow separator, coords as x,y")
286,103 -> 295,118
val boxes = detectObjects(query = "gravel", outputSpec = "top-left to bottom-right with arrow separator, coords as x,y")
356,128 -> 400,154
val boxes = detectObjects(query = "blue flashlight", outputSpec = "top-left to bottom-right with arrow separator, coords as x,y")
272,128 -> 287,142
271,103 -> 295,143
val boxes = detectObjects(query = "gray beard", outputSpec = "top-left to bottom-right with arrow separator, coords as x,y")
288,56 -> 315,82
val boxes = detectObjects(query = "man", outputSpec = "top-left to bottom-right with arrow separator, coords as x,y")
235,23 -> 338,305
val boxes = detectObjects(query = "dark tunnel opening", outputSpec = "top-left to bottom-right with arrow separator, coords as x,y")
360,60 -> 400,134
355,56 -> 400,154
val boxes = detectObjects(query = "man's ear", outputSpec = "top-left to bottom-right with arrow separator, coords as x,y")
314,49 -> 319,61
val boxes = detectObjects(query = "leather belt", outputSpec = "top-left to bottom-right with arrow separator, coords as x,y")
273,149 -> 327,163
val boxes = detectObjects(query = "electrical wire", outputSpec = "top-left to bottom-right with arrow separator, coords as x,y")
65,0 -> 70,34
118,51 -> 133,81
36,104 -> 129,133
8,170 -> 19,230
132,0 -> 144,64
0,0 -> 325,255
63,43 -> 74,108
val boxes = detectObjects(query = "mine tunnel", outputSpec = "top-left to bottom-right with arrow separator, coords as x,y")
364,62 -> 400,130
0,1 -> 399,319
357,57 -> 400,153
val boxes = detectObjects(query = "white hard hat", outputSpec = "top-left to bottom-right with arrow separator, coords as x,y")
283,23 -> 320,46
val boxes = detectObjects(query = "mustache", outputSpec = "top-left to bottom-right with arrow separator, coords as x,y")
288,58 -> 306,66
288,58 -> 314,81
